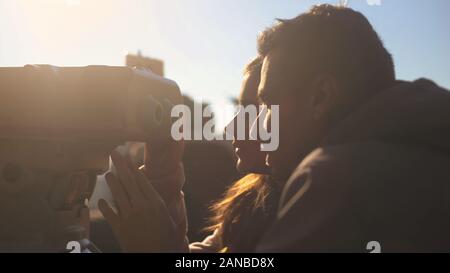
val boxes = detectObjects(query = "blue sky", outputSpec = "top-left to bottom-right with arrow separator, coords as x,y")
0,0 -> 449,106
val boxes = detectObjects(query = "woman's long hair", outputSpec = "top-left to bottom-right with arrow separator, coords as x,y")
207,57 -> 279,252
207,173 -> 278,252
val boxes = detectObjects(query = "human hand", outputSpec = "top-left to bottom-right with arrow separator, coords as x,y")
98,151 -> 176,252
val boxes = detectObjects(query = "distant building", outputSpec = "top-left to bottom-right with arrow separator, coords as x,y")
126,51 -> 164,76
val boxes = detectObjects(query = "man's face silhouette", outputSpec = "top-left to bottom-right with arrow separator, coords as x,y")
258,49 -> 328,182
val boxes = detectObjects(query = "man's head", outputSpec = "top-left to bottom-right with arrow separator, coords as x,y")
257,4 -> 396,182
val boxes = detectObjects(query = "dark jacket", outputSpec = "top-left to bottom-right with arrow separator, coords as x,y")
257,79 -> 450,252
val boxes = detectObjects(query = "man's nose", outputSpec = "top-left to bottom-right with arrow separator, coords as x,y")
264,108 -> 271,133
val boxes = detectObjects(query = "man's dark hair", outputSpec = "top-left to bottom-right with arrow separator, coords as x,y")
258,4 -> 395,105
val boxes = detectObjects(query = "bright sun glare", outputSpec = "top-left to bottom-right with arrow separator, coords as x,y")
65,0 -> 81,6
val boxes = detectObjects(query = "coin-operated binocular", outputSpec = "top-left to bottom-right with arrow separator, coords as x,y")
0,65 -> 182,252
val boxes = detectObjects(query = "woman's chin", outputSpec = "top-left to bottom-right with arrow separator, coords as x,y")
236,159 -> 249,174
236,159 -> 270,175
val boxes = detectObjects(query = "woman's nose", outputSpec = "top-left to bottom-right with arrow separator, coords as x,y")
249,106 -> 268,141
224,111 -> 239,140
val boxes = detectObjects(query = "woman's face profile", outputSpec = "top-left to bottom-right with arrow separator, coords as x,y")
227,71 -> 269,175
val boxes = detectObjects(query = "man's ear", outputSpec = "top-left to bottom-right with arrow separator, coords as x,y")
310,74 -> 338,121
